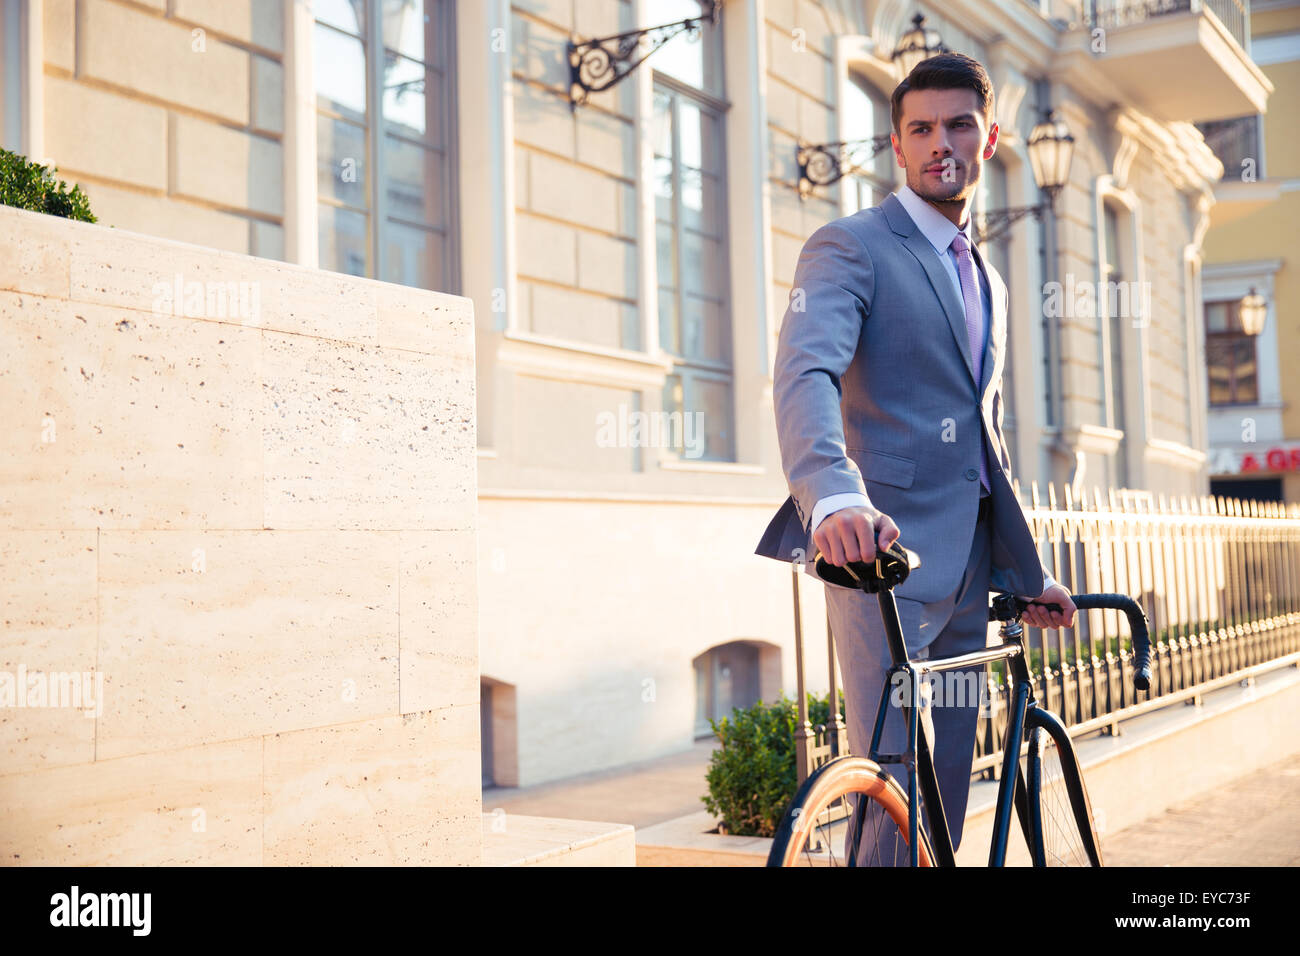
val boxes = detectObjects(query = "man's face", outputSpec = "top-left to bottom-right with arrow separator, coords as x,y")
891,87 -> 997,205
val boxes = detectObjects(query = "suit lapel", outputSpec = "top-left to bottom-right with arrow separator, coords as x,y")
883,195 -> 977,387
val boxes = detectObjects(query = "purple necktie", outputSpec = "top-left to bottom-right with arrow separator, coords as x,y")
949,231 -> 990,495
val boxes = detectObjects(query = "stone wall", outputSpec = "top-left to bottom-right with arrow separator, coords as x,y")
0,205 -> 480,864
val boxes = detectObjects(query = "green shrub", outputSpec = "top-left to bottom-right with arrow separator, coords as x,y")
0,148 -> 96,222
701,688 -> 846,838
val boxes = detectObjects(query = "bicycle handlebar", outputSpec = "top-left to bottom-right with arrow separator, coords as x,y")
990,592 -> 1151,692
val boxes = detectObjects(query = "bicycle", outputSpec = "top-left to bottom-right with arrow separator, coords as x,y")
766,537 -> 1151,867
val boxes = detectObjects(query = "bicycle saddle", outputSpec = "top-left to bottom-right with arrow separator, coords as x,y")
814,538 -> 921,593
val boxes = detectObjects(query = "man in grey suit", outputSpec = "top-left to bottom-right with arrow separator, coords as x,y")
755,52 -> 1077,864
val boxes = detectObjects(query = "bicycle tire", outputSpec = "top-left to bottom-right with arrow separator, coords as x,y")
767,756 -> 936,867
1023,705 -> 1103,866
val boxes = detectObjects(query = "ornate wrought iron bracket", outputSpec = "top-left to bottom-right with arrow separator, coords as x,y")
796,134 -> 894,199
974,203 -> 1044,245
567,1 -> 721,111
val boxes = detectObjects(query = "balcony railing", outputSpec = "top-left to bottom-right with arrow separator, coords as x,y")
1084,0 -> 1251,51
791,482 -> 1300,785
1196,114 -> 1262,180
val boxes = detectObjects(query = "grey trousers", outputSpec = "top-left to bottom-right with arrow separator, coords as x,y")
823,502 -> 994,865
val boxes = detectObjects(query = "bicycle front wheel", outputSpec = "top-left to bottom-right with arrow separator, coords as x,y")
767,756 -> 935,867
1023,706 -> 1103,866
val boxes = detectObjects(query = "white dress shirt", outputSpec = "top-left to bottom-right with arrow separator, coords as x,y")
807,185 -> 1057,593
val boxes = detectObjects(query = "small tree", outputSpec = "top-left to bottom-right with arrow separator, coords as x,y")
702,688 -> 846,837
0,148 -> 96,222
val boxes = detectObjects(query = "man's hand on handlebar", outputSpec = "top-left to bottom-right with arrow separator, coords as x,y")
813,506 -> 901,567
1021,582 -> 1077,629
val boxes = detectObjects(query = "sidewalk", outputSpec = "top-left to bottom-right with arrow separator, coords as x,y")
482,739 -> 721,832
1100,749 -> 1300,866
483,739 -> 1300,865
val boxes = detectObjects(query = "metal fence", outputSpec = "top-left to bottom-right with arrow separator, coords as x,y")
793,483 -> 1300,784
1082,0 -> 1250,50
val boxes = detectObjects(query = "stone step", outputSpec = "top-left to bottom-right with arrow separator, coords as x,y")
482,813 -> 636,866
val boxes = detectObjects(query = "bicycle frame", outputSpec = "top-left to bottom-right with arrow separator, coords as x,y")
860,587 -> 1038,867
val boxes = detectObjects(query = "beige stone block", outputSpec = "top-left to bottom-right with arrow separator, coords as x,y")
529,152 -> 620,233
510,15 -> 569,91
260,332 -> 476,530
514,83 -> 574,160
375,281 -> 474,357
0,738 -> 262,865
530,282 -> 624,349
66,225 -> 382,345
516,214 -> 578,286
44,0 -> 76,72
71,179 -> 251,255
95,530 -> 400,760
0,207 -> 71,298
767,22 -> 826,103
172,0 -> 284,52
574,0 -> 632,38
511,377 -> 638,472
171,115 -> 283,217
576,230 -> 636,299
575,108 -> 634,179
0,293 -> 263,530
515,149 -> 530,209
43,76 -> 167,190
263,707 -> 481,865
512,0 -> 572,32
0,531 -> 98,776
251,54 -> 285,135
78,0 -> 250,125
398,530 -> 478,714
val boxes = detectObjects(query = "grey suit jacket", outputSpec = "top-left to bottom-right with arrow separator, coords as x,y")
755,191 -> 1049,605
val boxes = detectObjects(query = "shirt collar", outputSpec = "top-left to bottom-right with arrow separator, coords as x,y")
895,184 -> 975,256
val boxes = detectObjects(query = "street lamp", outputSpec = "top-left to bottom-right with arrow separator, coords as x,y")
1239,288 -> 1267,335
893,13 -> 949,77
975,110 -> 1076,244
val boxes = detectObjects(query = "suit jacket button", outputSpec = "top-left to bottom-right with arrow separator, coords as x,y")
964,468 -> 978,480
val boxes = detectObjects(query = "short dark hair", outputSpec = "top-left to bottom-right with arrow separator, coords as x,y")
890,52 -> 993,135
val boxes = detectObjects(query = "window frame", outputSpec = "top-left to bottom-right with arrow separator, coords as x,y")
1205,298 -> 1260,407
650,28 -> 735,462
311,0 -> 461,294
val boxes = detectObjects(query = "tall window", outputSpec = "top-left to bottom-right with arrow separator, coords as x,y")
314,0 -> 457,292
842,72 -> 893,213
1101,202 -> 1128,485
1206,299 -> 1259,405
653,1 -> 732,461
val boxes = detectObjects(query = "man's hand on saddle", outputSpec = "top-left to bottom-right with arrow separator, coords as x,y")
1021,582 -> 1077,629
813,506 -> 901,567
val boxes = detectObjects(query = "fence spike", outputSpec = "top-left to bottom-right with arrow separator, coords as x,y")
1031,479 -> 1040,508
1048,481 -> 1058,510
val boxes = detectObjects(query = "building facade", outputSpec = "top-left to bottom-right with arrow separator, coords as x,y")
0,0 -> 1273,787
1200,0 -> 1299,505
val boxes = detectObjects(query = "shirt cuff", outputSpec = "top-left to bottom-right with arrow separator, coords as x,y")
1041,569 -> 1057,593
810,492 -> 874,534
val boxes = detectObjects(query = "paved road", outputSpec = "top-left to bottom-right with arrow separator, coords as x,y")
1100,749 -> 1300,866
485,741 -> 1300,865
